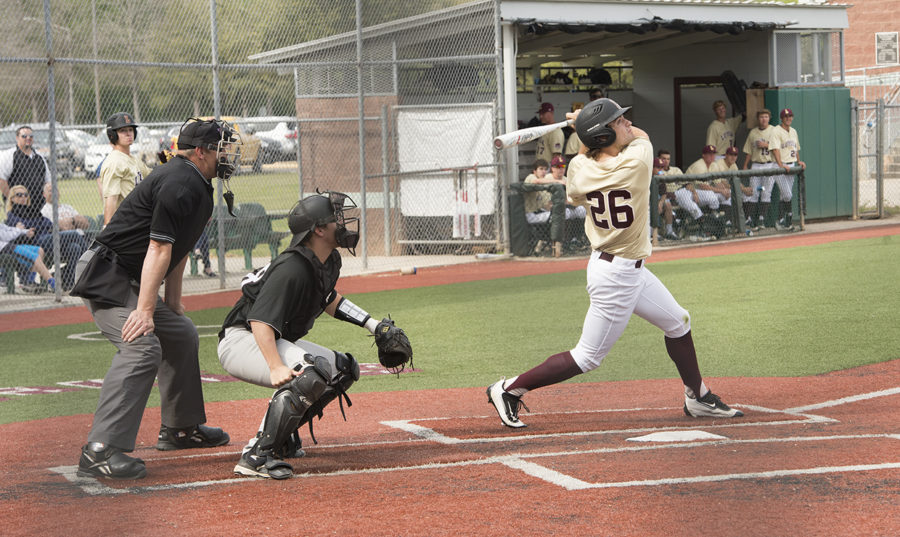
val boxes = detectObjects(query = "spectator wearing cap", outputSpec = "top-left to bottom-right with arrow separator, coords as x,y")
69,117 -> 236,480
657,149 -> 683,176
98,112 -> 151,225
706,100 -> 744,159
673,145 -> 724,233
710,146 -> 751,228
548,156 -> 586,221
529,102 -> 564,165
654,158 -> 679,241
772,108 -> 805,229
742,108 -> 785,231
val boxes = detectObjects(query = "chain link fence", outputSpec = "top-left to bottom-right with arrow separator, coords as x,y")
853,98 -> 900,218
0,0 -> 502,310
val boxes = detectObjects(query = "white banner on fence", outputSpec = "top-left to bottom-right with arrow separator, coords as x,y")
397,105 -> 495,217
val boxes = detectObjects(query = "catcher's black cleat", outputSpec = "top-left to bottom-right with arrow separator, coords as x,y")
233,450 -> 293,480
683,391 -> 744,418
77,443 -> 147,480
155,424 -> 230,451
487,379 -> 529,428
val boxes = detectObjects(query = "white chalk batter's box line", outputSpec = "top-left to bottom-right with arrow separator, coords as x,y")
48,388 -> 900,495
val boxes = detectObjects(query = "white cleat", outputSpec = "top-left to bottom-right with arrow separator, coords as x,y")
684,391 -> 744,418
486,379 -> 528,428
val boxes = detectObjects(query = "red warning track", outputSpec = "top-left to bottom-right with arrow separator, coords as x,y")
0,360 -> 897,536
1,223 -> 898,333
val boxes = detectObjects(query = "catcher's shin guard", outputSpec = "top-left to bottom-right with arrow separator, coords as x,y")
295,351 -> 360,444
255,356 -> 332,454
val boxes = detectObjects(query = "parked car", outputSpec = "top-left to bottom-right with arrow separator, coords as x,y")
243,117 -> 298,162
30,126 -> 81,179
0,128 -> 15,151
162,117 -> 264,173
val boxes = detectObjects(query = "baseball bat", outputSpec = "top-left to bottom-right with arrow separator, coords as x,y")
493,119 -> 573,150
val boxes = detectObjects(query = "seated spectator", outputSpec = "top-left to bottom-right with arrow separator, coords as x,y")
657,149 -> 683,176
654,158 -> 678,241
685,144 -> 731,207
6,184 -> 86,290
710,146 -> 752,226
39,182 -> 90,235
548,156 -> 586,221
0,221 -> 56,293
522,159 -> 556,255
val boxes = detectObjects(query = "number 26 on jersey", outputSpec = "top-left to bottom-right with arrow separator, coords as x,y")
586,190 -> 635,229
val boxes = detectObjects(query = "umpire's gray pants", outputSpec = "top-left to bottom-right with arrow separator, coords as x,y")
76,250 -> 206,452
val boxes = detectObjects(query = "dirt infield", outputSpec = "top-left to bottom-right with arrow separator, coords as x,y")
2,223 -> 899,333
0,360 -> 897,536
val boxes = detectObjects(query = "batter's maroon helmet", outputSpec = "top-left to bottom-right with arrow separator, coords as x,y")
574,98 -> 631,150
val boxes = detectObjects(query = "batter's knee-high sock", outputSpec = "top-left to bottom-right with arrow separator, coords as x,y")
664,331 -> 705,398
505,351 -> 582,396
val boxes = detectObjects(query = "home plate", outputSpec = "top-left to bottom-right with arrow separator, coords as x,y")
626,430 -> 728,442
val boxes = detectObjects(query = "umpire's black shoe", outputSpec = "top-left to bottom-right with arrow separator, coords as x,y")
155,424 -> 230,451
77,443 -> 147,480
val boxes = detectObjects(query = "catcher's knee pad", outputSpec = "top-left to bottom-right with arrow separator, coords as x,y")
295,351 -> 360,443
256,356 -> 331,453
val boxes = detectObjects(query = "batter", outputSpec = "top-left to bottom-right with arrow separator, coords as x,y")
487,98 -> 743,428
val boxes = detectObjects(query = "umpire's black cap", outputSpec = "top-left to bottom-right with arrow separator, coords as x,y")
177,119 -> 234,150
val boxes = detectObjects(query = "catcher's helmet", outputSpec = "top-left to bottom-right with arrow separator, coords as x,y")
288,191 -> 360,253
574,98 -> 631,150
106,112 -> 138,144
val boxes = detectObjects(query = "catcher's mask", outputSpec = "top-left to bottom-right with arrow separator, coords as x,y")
177,117 -> 242,215
288,191 -> 360,255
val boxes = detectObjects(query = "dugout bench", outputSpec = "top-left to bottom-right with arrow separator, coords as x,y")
190,202 -> 290,275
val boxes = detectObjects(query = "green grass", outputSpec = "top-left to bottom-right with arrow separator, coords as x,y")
2,235 -> 898,424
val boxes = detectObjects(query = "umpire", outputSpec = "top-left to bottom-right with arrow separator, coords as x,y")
71,118 -> 239,479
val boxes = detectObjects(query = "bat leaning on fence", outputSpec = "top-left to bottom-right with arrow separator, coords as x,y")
492,119 -> 573,149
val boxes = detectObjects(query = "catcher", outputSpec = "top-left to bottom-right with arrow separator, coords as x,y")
217,191 -> 412,479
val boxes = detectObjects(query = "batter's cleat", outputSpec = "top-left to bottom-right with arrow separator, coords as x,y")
487,379 -> 529,428
683,391 -> 744,418
155,424 -> 230,451
77,443 -> 147,480
233,450 -> 293,480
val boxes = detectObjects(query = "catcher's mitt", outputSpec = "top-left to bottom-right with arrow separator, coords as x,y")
374,317 -> 413,373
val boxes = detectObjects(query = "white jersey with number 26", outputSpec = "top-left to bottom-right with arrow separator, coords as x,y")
567,137 -> 653,260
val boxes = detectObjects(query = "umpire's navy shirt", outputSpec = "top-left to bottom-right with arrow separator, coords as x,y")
96,155 -> 214,282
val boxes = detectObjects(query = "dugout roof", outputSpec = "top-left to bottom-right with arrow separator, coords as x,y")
503,0 -> 849,68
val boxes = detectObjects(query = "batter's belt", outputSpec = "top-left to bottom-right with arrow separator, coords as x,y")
598,251 -> 643,269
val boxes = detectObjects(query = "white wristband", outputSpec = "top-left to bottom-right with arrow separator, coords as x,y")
364,317 -> 379,334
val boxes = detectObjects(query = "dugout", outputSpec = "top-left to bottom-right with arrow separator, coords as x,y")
499,0 -> 853,223
249,1 -> 853,259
